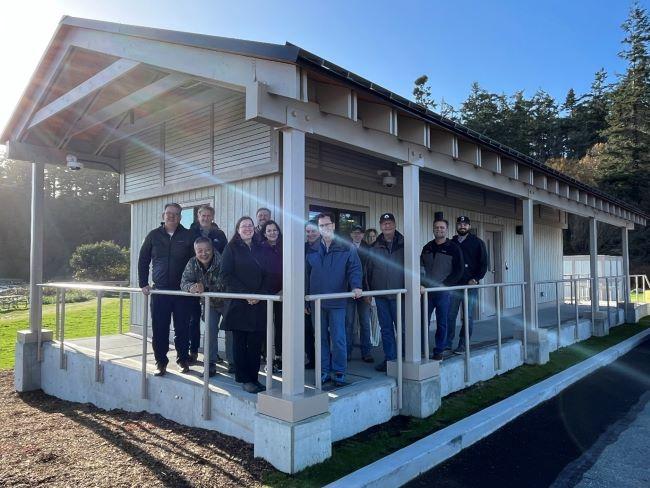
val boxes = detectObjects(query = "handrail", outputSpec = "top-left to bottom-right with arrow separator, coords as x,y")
422,281 -> 525,383
305,288 -> 407,411
38,282 -> 282,421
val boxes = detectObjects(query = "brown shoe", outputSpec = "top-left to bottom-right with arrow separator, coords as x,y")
154,362 -> 167,376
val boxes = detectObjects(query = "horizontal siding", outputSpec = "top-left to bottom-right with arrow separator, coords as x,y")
123,127 -> 161,193
164,106 -> 212,184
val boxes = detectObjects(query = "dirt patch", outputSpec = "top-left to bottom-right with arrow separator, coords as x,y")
0,370 -> 273,487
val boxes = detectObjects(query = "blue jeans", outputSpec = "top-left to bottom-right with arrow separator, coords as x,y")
345,298 -> 372,357
375,296 -> 405,362
447,288 -> 478,349
321,308 -> 347,381
426,291 -> 451,355
206,307 -> 223,364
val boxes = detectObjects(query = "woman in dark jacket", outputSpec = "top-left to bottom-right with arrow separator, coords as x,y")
259,220 -> 283,372
219,216 -> 268,394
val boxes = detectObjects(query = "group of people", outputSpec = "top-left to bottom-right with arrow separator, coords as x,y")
138,202 -> 487,394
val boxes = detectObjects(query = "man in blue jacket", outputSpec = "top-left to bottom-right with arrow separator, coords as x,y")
447,216 -> 488,354
306,212 -> 362,387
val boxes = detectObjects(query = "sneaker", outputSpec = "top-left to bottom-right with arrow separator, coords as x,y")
444,346 -> 452,352
453,346 -> 466,355
154,362 -> 167,376
253,380 -> 266,392
188,351 -> 199,365
333,374 -> 348,387
208,363 -> 217,377
178,360 -> 190,374
375,361 -> 387,372
321,375 -> 331,385
431,352 -> 443,361
362,355 -> 375,363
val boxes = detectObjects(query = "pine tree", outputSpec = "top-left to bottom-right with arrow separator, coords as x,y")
412,75 -> 436,110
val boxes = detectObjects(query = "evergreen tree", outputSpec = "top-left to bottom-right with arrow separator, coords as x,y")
413,75 -> 436,110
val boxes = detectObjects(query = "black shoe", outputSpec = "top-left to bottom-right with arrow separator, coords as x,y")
444,346 -> 452,352
227,363 -> 236,374
188,351 -> 199,365
362,355 -> 375,363
208,363 -> 217,377
154,362 -> 167,376
273,358 -> 282,373
253,380 -> 266,392
305,361 -> 316,370
333,374 -> 348,387
375,361 -> 387,372
178,360 -> 190,374
453,346 -> 466,355
243,382 -> 260,393
431,352 -> 443,361
215,354 -> 224,364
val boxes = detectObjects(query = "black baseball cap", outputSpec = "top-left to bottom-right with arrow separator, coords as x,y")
457,216 -> 471,224
351,225 -> 364,232
380,212 -> 395,223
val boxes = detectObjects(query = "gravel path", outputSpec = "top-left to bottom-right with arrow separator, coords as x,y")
0,370 -> 272,487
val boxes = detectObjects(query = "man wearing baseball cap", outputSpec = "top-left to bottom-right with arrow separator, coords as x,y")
365,212 -> 405,372
447,216 -> 488,354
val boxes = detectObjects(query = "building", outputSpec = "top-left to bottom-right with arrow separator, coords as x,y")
3,17 -> 648,473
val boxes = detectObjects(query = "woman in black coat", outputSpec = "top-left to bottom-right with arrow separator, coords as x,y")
219,216 -> 268,394
259,220 -> 283,371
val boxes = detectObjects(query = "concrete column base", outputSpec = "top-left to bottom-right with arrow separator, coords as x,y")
14,329 -> 52,392
254,411 -> 331,474
514,327 -> 549,365
584,311 -> 609,337
387,360 -> 440,418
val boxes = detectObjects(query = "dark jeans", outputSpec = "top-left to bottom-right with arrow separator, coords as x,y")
232,329 -> 264,384
426,291 -> 451,355
345,298 -> 372,357
273,301 -> 282,357
151,294 -> 192,365
375,296 -> 405,362
447,288 -> 478,349
305,312 -> 315,365
188,297 -> 201,354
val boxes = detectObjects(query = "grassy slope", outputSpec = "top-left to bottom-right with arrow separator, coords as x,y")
265,318 -> 650,487
0,298 -> 130,369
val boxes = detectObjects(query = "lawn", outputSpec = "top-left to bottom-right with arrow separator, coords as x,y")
0,297 -> 130,370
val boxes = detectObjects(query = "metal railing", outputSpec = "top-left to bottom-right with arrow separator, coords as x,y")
305,289 -> 406,408
39,282 -> 281,421
630,274 -> 650,303
422,281 -> 526,384
535,277 -> 591,345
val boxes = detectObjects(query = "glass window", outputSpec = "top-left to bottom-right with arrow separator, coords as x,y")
180,207 -> 197,229
309,204 -> 366,239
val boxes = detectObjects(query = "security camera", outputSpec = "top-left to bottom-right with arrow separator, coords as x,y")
377,170 -> 397,188
66,154 -> 83,171
382,175 -> 397,188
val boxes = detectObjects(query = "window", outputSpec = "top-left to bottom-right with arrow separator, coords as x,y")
180,199 -> 213,229
309,204 -> 366,238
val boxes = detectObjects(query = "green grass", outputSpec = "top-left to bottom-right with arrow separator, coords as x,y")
264,318 -> 650,487
631,290 -> 650,302
0,297 -> 130,370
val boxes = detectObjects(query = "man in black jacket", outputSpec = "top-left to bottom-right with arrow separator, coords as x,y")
138,203 -> 195,376
188,204 -> 228,365
447,216 -> 488,354
346,225 -> 374,363
420,218 -> 464,360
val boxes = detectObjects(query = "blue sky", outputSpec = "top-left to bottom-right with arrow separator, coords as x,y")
0,0 -> 646,134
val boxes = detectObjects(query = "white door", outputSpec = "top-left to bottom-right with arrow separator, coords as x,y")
481,227 -> 503,318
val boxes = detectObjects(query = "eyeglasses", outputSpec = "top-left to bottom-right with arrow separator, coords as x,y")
318,223 -> 334,228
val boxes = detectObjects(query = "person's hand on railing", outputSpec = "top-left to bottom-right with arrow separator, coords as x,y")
247,298 -> 260,305
352,288 -> 362,299
141,285 -> 151,295
420,285 -> 426,295
468,279 -> 478,285
190,283 -> 204,294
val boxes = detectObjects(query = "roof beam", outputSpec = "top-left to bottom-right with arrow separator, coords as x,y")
67,72 -> 191,137
27,58 -> 140,130
6,140 -> 120,173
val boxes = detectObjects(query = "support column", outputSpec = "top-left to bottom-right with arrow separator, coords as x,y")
255,128 -> 330,474
622,227 -> 632,323
387,159 -> 440,418
517,197 -> 549,364
16,162 -> 52,392
588,218 -> 608,336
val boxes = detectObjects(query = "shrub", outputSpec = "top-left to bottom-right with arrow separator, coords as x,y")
69,241 -> 129,282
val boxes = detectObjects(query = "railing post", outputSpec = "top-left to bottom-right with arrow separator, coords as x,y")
520,283 -> 527,356
635,276 -> 639,303
37,285 -> 43,363
422,293 -> 429,359
605,278 -> 611,329
555,281 -> 561,348
614,276 -> 619,324
463,288 -> 470,383
141,293 -> 149,400
266,299 -> 274,392
203,297 -> 211,420
118,292 -> 124,334
396,292 -> 403,410
496,285 -> 502,371
314,299 -> 322,390
95,291 -> 103,383
54,288 -> 61,341
643,275 -> 647,301
59,289 -> 66,370
574,279 -> 579,341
